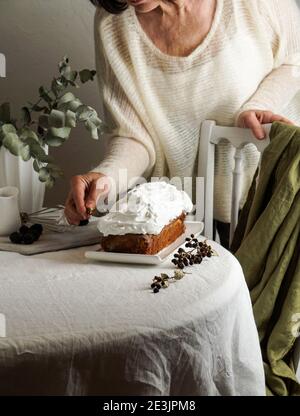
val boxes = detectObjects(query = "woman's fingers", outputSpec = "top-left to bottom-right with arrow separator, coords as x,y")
85,182 -> 103,211
238,110 -> 294,140
70,175 -> 87,218
242,111 -> 266,140
64,192 -> 82,225
269,114 -> 294,125
65,172 -> 108,224
85,176 -> 110,210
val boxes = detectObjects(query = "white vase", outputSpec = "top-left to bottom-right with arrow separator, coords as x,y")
0,186 -> 21,236
0,147 -> 46,214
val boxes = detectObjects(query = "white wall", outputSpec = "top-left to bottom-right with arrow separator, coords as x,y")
0,0 -> 107,207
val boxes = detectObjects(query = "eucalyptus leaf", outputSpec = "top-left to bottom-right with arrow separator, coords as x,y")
89,115 -> 103,128
2,123 -> 17,135
38,167 -> 50,182
66,99 -> 82,112
51,78 -> 65,97
65,110 -> 76,128
79,69 -> 96,84
59,56 -> 69,73
85,119 -> 98,140
33,159 -> 40,173
20,144 -> 31,161
39,154 -> 53,163
76,105 -> 97,122
48,126 -> 71,139
57,98 -> 82,113
62,67 -> 77,83
44,125 -> 71,147
61,64 -> 71,78
58,92 -> 76,106
44,136 -> 65,147
49,109 -> 66,128
0,103 -> 11,123
47,163 -> 63,178
19,127 -> 40,143
39,86 -> 53,105
3,132 -> 23,156
29,141 -> 48,160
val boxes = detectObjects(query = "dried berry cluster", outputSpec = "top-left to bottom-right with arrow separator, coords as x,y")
150,234 -> 216,294
172,234 -> 214,269
9,224 -> 43,245
151,270 -> 186,294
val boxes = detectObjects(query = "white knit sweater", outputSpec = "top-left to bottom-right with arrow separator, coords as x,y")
92,0 -> 300,223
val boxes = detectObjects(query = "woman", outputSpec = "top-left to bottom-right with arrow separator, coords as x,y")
65,0 -> 300,245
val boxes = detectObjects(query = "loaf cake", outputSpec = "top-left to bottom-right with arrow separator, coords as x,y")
97,182 -> 193,255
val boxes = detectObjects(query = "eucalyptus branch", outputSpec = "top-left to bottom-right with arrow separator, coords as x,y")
0,56 -> 106,189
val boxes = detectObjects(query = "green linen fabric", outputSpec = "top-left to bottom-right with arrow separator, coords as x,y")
233,122 -> 300,396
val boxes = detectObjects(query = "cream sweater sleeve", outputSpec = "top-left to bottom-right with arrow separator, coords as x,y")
237,0 -> 300,120
91,10 -> 156,192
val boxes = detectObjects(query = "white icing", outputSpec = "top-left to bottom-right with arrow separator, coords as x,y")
97,181 -> 194,236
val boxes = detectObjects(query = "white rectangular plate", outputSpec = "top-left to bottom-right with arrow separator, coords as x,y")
85,221 -> 204,265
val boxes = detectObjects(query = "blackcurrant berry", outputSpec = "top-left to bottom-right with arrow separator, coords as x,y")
23,233 -> 35,245
79,220 -> 89,226
30,224 -> 43,234
153,287 -> 159,294
9,232 -> 22,244
19,225 -> 30,234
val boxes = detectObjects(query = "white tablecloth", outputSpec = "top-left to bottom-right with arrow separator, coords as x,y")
0,241 -> 265,396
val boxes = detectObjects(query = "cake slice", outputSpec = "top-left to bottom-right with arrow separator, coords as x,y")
97,182 -> 193,255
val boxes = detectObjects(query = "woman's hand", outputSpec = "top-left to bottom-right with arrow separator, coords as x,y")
237,110 -> 294,140
64,172 -> 110,225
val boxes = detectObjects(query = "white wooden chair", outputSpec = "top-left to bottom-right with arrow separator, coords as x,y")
196,120 -> 271,244
195,119 -> 300,383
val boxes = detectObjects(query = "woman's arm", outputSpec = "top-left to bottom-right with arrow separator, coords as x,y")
91,8 -> 156,192
91,136 -> 150,190
64,9 -> 156,224
237,0 -> 300,137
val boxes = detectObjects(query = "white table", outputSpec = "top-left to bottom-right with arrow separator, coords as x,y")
0,241 -> 265,396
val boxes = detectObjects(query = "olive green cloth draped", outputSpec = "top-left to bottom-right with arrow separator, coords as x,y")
232,122 -> 300,396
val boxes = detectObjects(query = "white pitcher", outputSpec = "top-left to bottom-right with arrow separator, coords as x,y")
0,186 -> 21,236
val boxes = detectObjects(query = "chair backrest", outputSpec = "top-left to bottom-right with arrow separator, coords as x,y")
196,120 -> 272,244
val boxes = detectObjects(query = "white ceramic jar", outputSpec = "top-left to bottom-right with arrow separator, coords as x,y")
0,186 -> 21,236
0,147 -> 46,214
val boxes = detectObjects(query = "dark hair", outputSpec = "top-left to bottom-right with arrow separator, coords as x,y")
90,0 -> 128,14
